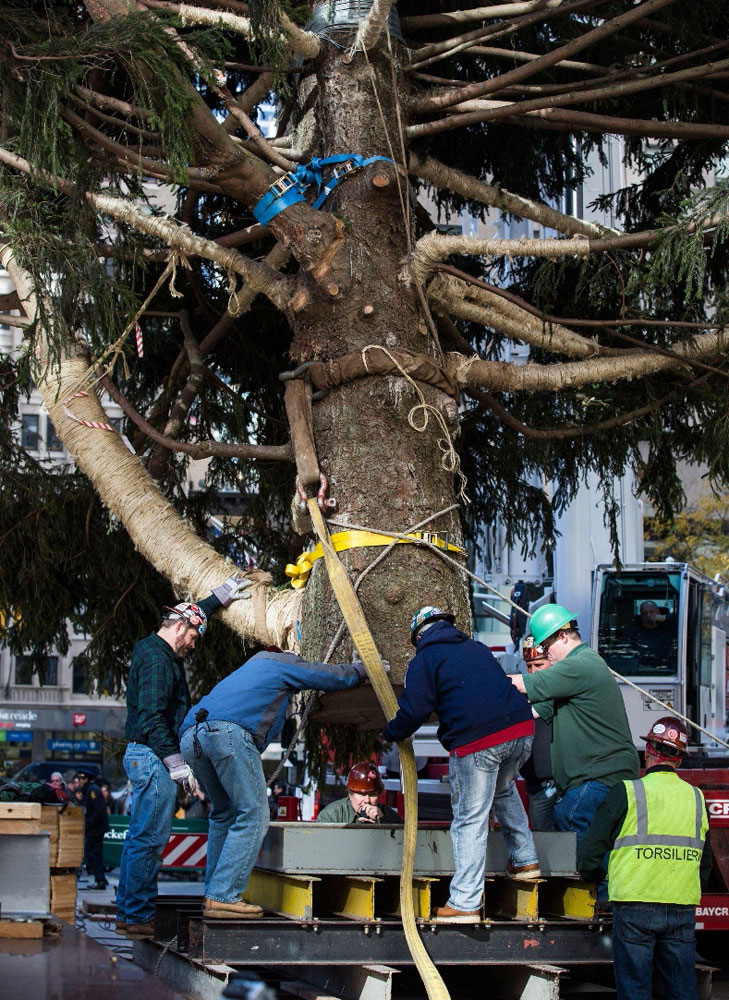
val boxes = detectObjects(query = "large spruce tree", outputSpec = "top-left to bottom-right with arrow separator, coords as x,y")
2,0 -> 729,729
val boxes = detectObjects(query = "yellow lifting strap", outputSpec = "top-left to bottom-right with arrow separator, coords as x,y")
306,498 -> 450,1000
285,529 -> 466,588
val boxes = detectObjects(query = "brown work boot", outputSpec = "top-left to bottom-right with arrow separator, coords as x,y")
114,919 -> 127,935
431,905 -> 480,923
506,861 -> 541,880
204,897 -> 263,919
125,920 -> 155,939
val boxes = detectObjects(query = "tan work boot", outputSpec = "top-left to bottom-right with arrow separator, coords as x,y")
506,862 -> 542,880
125,920 -> 155,939
204,897 -> 263,919
431,905 -> 480,923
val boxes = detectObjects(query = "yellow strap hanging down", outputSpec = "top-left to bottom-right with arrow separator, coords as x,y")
307,499 -> 450,1000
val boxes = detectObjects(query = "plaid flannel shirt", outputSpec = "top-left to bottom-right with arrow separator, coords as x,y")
124,594 -> 221,760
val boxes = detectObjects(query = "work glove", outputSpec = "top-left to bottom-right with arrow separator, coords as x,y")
351,659 -> 390,681
163,754 -> 196,796
213,574 -> 253,607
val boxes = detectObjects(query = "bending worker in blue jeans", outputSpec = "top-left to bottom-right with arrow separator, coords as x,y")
117,573 -> 252,939
179,647 -> 370,919
383,607 -> 540,924
511,605 -> 639,846
578,717 -> 711,1000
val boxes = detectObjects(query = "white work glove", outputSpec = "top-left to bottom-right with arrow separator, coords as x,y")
163,754 -> 196,796
212,574 -> 253,607
351,659 -> 390,681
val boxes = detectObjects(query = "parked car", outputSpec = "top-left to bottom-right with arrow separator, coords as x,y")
11,760 -> 102,783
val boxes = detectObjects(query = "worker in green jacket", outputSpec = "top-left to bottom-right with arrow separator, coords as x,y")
577,717 -> 711,1000
511,604 -> 639,846
316,761 -> 401,824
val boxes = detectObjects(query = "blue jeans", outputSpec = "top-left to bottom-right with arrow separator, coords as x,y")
554,779 -> 611,847
528,780 -> 558,832
612,903 -> 698,1000
448,736 -> 538,912
180,721 -> 269,903
116,743 -> 177,925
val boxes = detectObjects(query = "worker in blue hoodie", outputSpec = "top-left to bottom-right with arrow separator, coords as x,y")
179,646 -> 370,919
383,606 -> 540,923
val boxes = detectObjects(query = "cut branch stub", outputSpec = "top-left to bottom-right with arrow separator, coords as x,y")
284,379 -> 321,490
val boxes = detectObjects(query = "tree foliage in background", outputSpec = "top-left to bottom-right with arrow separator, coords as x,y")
1,0 -> 729,723
648,491 -> 729,578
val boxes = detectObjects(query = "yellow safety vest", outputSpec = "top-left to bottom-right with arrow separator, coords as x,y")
608,770 -> 708,905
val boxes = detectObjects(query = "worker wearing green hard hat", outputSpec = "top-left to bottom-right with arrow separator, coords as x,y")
528,605 -> 578,648
511,603 -> 639,874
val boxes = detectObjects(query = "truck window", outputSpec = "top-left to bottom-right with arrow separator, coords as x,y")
597,572 -> 680,677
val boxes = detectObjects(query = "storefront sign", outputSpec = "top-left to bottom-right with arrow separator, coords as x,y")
47,739 -> 100,753
0,709 -> 38,727
6,731 -> 33,743
73,713 -> 87,727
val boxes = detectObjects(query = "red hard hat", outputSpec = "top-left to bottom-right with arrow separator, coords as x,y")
641,716 -> 688,754
346,761 -> 383,795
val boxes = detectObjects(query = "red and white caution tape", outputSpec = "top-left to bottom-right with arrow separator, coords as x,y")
135,321 -> 144,358
62,391 -> 117,433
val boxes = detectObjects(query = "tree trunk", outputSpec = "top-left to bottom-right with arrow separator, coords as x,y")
289,41 -> 470,725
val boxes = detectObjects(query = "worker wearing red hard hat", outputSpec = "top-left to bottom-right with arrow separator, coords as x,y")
316,761 -> 402,825
578,716 -> 711,1000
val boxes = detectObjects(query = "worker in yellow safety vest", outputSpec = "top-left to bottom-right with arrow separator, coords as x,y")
577,716 -> 712,1000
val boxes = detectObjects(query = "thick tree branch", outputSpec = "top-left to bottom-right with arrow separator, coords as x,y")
407,230 -> 591,285
445,329 -> 729,393
411,55 -> 729,135
178,3 -> 320,58
100,373 -> 292,462
466,385 -> 673,438
411,0 -> 680,113
350,0 -> 398,52
1,243 -> 301,648
409,152 -> 614,238
402,1 -> 566,31
428,272 -> 608,359
408,0 -> 601,70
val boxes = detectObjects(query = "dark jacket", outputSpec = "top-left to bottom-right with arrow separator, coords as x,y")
520,717 -> 553,791
179,650 -> 363,752
81,781 -> 110,837
125,593 -> 222,760
382,621 -> 533,751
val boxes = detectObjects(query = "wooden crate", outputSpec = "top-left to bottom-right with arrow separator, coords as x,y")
50,871 -> 77,922
0,802 -> 41,836
40,806 -> 84,867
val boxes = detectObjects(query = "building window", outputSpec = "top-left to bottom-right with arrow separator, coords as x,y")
72,659 -> 88,694
46,419 -> 63,453
14,655 -> 58,685
21,414 -> 39,450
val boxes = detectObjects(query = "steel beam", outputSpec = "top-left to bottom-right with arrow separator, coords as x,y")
486,878 -> 541,921
246,869 -> 321,920
319,875 -> 381,921
187,917 -> 613,966
280,964 -> 398,1000
257,826 -> 577,877
538,879 -> 597,921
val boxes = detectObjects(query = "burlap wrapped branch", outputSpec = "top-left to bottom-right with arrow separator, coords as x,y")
306,347 -> 459,400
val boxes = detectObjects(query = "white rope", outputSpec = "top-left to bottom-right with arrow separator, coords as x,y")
328,511 -> 729,749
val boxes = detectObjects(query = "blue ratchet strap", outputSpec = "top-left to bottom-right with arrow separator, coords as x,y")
253,154 -> 393,226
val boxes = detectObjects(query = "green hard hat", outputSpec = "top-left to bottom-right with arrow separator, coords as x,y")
530,604 -> 578,646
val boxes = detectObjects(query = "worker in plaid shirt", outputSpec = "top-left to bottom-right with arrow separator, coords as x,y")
116,574 -> 251,939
